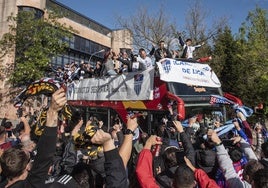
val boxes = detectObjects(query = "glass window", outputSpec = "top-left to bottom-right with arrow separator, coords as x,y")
90,42 -> 97,54
74,36 -> 80,50
69,52 -> 74,57
56,56 -> 62,64
70,42 -> 74,49
18,6 -> 44,18
63,56 -> 69,64
85,40 -> 90,53
46,0 -> 112,35
80,38 -> 86,52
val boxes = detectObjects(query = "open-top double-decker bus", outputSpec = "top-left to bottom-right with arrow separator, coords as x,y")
67,58 -> 238,134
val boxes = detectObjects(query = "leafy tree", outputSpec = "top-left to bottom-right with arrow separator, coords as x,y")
0,8 -> 75,86
212,7 -> 268,118
235,7 -> 268,107
211,27 -> 241,93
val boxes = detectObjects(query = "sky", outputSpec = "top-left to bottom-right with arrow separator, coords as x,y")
56,0 -> 268,34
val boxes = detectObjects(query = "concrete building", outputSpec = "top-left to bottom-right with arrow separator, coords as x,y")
0,0 -> 132,119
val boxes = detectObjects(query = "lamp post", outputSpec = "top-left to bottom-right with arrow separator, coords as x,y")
88,49 -> 105,66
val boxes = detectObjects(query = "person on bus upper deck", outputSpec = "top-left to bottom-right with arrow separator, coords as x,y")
154,40 -> 172,62
112,52 -> 123,74
102,50 -> 117,76
69,63 -> 80,81
93,61 -> 103,77
118,50 -> 132,72
178,32 -> 205,59
131,54 -> 146,72
137,48 -> 154,70
79,61 -> 94,79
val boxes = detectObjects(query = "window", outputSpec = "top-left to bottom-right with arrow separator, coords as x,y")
46,0 -> 111,35
85,40 -> 90,53
74,36 -> 80,50
80,38 -> 86,52
18,6 -> 44,18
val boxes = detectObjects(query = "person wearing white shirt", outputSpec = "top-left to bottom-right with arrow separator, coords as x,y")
178,34 -> 204,59
137,48 -> 153,69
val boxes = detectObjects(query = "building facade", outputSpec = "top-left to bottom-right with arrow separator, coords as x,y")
0,0 -> 132,118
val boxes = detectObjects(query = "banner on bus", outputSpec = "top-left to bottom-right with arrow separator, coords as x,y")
156,58 -> 221,88
67,68 -> 154,101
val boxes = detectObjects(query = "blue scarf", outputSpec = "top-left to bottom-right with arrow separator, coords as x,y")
210,95 -> 253,117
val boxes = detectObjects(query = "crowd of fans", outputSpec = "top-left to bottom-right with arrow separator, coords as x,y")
48,46 -> 156,83
48,36 -> 212,84
0,38 -> 267,188
0,91 -> 267,187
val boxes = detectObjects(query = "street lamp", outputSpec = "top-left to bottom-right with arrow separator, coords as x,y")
88,49 -> 105,66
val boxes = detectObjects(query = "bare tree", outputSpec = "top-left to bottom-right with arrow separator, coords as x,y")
184,0 -> 228,44
116,5 -> 177,53
172,0 -> 228,59
115,0 -> 228,58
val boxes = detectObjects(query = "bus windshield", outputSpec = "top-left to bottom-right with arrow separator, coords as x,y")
167,82 -> 223,106
167,82 -> 227,125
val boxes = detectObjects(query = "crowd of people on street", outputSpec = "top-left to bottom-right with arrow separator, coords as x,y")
0,36 -> 267,188
0,90 -> 267,188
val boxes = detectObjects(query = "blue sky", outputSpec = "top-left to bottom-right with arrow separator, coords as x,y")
56,0 -> 267,34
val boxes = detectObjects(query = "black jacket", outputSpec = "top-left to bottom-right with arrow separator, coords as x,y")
154,48 -> 172,62
7,127 -> 58,188
104,148 -> 128,188
156,131 -> 195,188
156,166 -> 177,188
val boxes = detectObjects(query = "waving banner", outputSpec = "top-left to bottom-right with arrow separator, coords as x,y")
14,78 -> 62,107
67,68 -> 154,101
156,58 -> 221,88
13,78 -> 73,119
